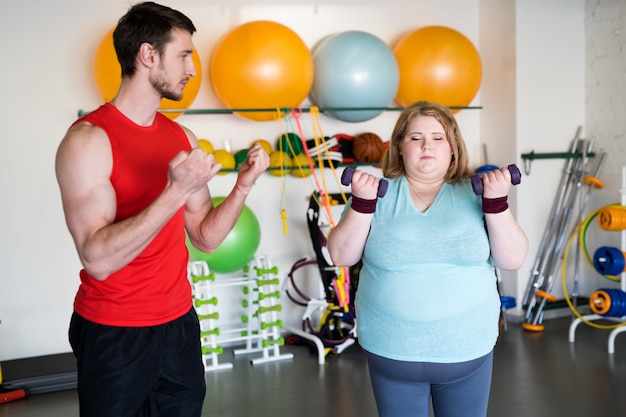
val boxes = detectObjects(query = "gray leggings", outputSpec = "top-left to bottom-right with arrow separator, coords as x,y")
365,350 -> 493,417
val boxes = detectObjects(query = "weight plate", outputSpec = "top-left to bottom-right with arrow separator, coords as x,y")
508,164 -> 522,185
583,176 -> 604,189
522,322 -> 545,332
535,290 -> 557,302
589,289 -> 611,315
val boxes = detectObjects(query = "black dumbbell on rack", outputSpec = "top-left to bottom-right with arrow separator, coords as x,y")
341,167 -> 389,198
471,164 -> 522,196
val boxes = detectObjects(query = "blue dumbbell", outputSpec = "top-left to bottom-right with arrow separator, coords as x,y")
341,167 -> 388,198
471,164 -> 522,196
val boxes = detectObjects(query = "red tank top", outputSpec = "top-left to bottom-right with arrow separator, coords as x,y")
72,103 -> 192,326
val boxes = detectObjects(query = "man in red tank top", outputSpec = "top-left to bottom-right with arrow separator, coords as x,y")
55,3 -> 269,416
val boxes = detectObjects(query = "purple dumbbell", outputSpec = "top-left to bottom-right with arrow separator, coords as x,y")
471,164 -> 522,196
341,167 -> 388,198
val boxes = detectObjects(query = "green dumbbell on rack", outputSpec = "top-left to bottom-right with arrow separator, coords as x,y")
262,337 -> 285,348
194,297 -> 218,308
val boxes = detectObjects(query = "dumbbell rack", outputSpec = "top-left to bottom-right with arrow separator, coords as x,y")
246,256 -> 294,365
569,166 -> 626,353
188,256 -> 293,371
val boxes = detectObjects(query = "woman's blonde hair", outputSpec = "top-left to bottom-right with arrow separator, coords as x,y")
381,101 -> 472,183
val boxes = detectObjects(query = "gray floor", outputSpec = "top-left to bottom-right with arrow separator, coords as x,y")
2,316 -> 626,417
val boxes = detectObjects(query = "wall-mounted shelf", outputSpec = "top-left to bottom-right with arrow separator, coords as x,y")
218,162 -> 381,174
75,105 -> 481,174
520,150 -> 597,175
77,105 -> 482,118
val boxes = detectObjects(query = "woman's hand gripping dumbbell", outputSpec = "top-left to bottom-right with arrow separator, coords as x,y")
340,167 -> 388,214
341,167 -> 388,197
471,164 -> 521,214
471,164 -> 522,196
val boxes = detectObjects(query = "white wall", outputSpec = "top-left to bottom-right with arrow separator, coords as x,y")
514,0 -> 588,315
584,1 -> 626,297
479,0 -> 519,303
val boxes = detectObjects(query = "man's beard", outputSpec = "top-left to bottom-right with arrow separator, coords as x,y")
152,71 -> 184,101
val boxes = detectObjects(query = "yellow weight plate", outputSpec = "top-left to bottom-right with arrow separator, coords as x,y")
535,290 -> 557,302
522,322 -> 545,332
583,176 -> 604,189
589,290 -> 612,315
598,207 -> 626,231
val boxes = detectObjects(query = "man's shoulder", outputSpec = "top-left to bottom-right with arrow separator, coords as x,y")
64,121 -> 108,144
58,121 -> 110,165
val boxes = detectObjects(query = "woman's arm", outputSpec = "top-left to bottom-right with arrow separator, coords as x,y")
327,170 -> 381,267
480,168 -> 529,270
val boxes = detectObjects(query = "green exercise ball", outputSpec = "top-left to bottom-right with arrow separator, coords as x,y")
187,197 -> 261,273
278,132 -> 303,157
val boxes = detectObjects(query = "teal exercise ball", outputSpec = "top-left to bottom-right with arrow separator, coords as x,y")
187,197 -> 261,273
309,31 -> 399,122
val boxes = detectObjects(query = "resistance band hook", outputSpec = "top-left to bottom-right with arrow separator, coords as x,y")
520,150 -> 597,176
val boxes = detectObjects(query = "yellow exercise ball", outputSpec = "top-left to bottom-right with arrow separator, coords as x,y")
290,153 -> 312,178
268,150 -> 292,177
198,139 -> 214,154
93,28 -> 202,120
213,149 -> 236,175
393,26 -> 482,112
251,139 -> 273,155
210,21 -> 314,122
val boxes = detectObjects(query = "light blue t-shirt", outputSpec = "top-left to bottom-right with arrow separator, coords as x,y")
348,176 -> 501,363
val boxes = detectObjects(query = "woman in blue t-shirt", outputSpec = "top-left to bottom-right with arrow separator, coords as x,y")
328,101 -> 528,417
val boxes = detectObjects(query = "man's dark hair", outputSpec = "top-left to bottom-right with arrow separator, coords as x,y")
113,2 -> 196,78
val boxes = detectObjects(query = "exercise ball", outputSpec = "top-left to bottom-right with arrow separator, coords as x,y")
268,150 -> 292,177
234,149 -> 248,168
93,28 -> 202,120
393,26 -> 482,112
213,149 -> 236,175
198,139 -> 214,154
187,197 -> 261,273
291,153 -> 312,178
209,20 -> 314,122
251,139 -> 273,155
278,132 -> 304,157
309,31 -> 399,122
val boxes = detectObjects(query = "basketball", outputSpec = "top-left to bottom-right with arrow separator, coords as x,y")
352,133 -> 385,163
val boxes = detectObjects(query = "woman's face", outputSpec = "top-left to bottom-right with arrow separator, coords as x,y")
400,115 -> 452,182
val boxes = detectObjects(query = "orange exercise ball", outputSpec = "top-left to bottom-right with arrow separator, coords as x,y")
209,21 -> 314,122
93,28 -> 202,120
393,26 -> 482,112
